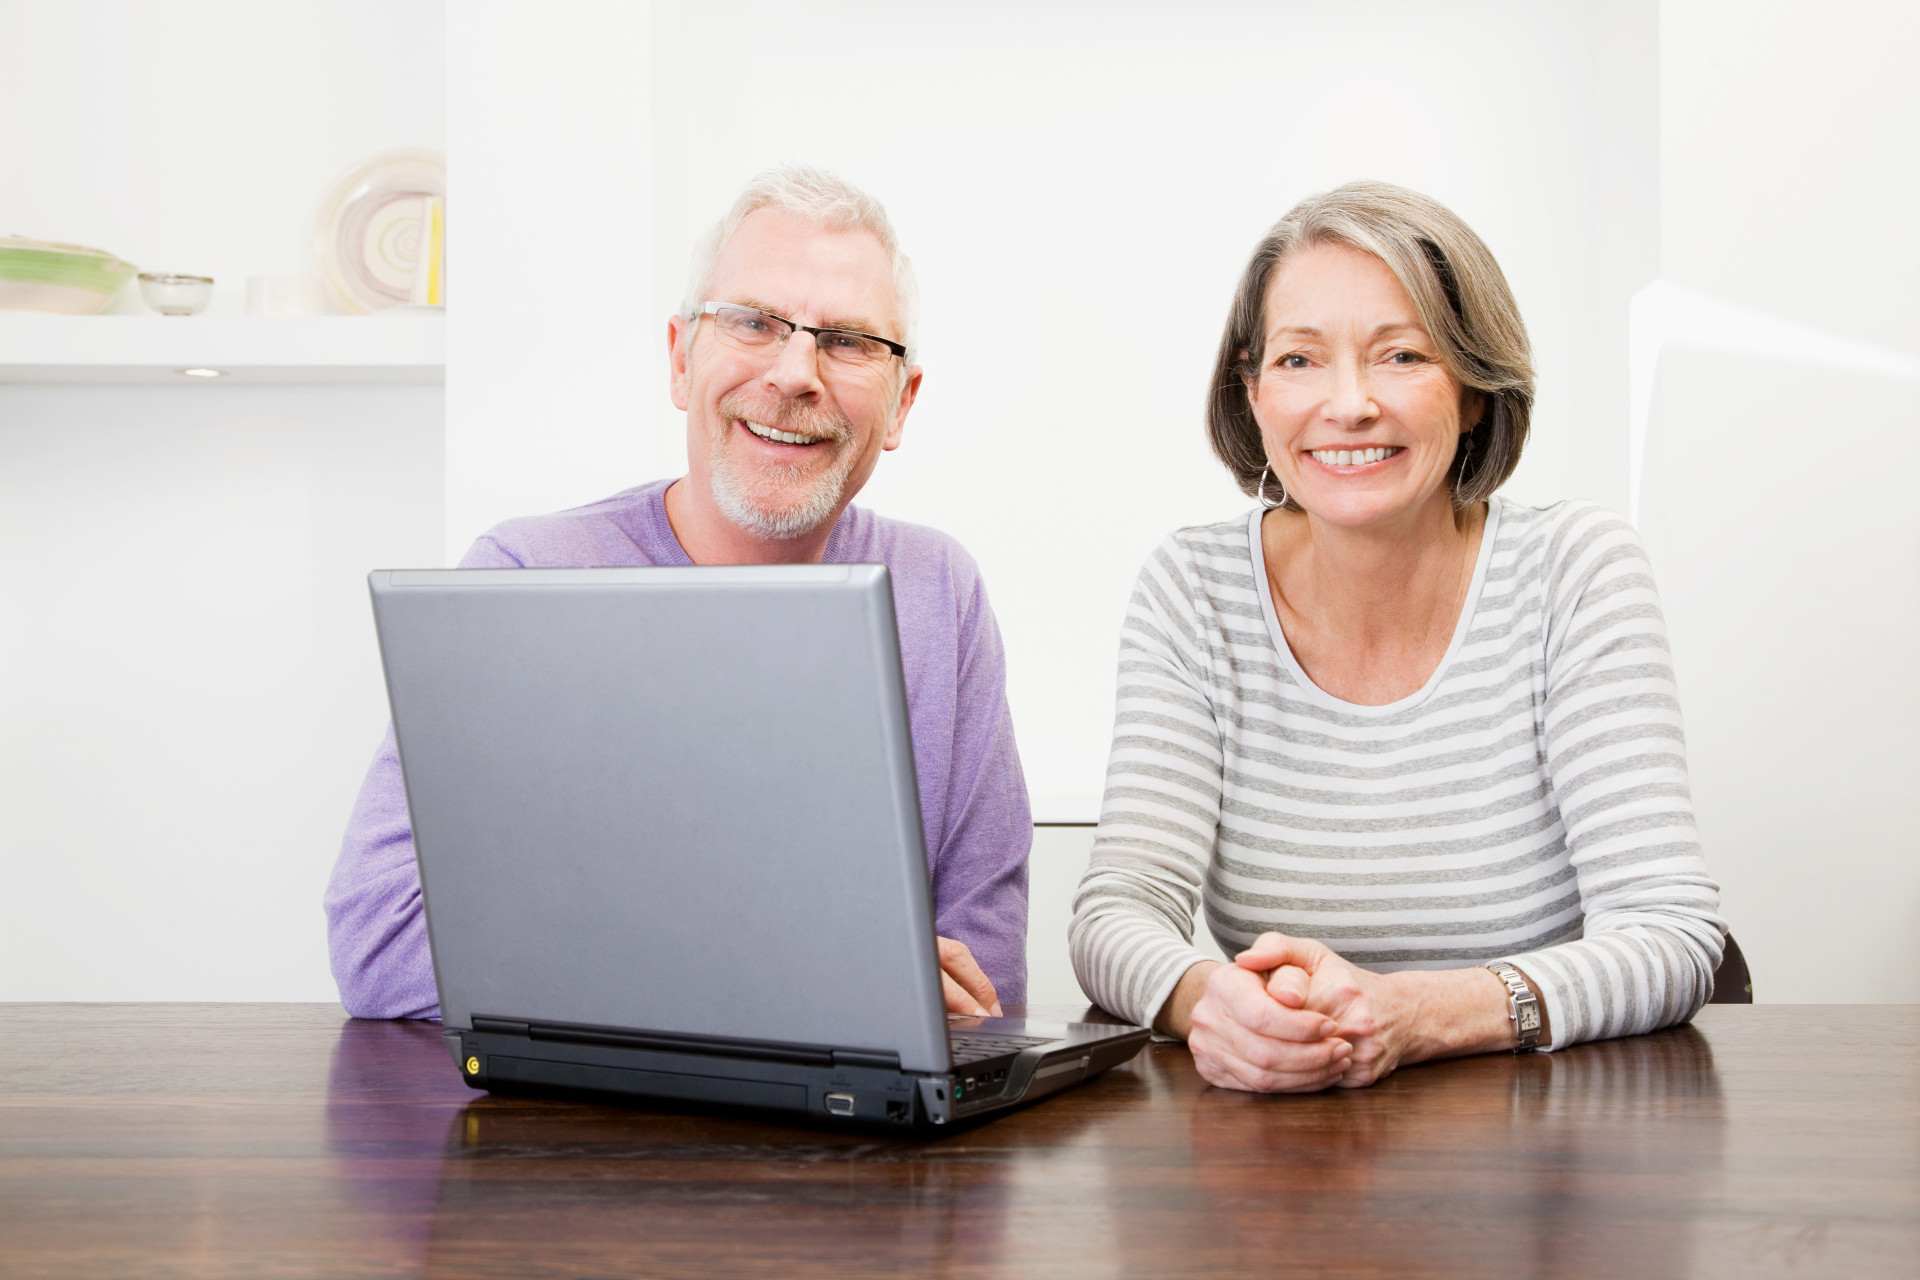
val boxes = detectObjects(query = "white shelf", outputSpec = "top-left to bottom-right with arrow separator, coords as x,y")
0,315 -> 445,385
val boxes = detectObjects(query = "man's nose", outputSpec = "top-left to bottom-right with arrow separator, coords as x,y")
762,331 -> 826,399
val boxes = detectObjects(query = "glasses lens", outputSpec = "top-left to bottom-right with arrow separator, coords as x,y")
813,329 -> 893,367
712,306 -> 788,347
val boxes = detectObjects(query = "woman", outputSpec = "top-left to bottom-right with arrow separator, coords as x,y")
1069,182 -> 1724,1093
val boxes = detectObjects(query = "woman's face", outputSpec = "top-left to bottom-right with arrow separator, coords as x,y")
1246,241 -> 1481,529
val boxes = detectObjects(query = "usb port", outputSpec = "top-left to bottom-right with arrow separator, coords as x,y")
824,1092 -> 856,1116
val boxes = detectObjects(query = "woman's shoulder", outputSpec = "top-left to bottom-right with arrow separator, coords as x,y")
1137,512 -> 1261,592
1491,496 -> 1658,621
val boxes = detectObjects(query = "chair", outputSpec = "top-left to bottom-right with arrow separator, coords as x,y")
1707,933 -> 1753,1004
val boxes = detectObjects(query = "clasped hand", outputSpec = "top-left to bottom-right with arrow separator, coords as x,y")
1188,932 -> 1419,1093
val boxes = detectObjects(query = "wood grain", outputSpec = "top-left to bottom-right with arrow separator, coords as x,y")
0,1003 -> 1913,1278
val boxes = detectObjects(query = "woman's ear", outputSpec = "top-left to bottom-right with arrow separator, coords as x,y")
1460,389 -> 1487,432
1238,351 -> 1257,394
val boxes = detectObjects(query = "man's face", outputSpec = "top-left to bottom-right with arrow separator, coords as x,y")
669,208 -> 921,541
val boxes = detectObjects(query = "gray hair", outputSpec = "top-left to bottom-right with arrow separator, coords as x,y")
680,163 -> 920,363
1206,180 -> 1535,510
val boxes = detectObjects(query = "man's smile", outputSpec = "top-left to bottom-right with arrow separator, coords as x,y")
741,418 -> 830,446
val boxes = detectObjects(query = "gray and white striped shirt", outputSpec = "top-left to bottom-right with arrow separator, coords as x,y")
1069,498 -> 1725,1049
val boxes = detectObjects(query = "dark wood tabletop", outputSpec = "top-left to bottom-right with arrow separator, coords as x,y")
1,1003 -> 1913,1278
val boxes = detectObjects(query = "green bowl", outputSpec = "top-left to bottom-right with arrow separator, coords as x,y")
0,237 -> 138,313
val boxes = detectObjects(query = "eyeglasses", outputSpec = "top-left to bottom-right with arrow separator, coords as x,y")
696,301 -> 906,371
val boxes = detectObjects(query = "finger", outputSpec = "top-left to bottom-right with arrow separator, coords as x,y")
935,937 -> 1000,1016
1265,963 -> 1310,1008
1202,1036 -> 1353,1093
1235,931 -> 1334,977
1202,1012 -> 1353,1082
940,968 -> 990,1017
1214,967 -> 1338,1042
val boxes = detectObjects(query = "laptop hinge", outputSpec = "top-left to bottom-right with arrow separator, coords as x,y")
831,1048 -> 902,1070
471,1015 -> 836,1067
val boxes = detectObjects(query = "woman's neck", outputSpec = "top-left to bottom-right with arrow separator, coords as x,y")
1262,496 -> 1488,704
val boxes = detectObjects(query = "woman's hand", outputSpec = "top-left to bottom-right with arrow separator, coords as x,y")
1185,957 -> 1354,1092
937,936 -> 1003,1017
1240,933 -> 1423,1088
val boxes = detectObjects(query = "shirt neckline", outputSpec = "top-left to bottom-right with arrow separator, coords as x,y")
1247,497 -> 1503,716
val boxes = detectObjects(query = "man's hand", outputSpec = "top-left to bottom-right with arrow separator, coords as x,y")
938,936 -> 1002,1017
1240,932 -> 1422,1088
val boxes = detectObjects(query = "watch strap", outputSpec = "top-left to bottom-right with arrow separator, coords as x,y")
1484,961 -> 1541,1053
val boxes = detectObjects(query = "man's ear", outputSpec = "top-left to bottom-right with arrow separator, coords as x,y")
884,364 -> 923,451
668,314 -> 691,411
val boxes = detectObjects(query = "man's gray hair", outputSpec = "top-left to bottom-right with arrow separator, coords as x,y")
680,163 -> 920,363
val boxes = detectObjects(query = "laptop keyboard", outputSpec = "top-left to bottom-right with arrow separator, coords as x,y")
948,1032 -> 1054,1065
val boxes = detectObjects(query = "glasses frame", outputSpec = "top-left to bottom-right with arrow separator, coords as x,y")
696,301 -> 907,363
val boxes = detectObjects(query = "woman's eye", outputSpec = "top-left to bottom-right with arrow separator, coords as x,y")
1387,350 -> 1425,364
1277,354 -> 1310,370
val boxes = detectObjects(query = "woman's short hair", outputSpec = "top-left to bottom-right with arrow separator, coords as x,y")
1206,181 -> 1535,510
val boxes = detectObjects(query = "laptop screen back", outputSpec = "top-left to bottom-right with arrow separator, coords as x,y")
369,565 -> 951,1074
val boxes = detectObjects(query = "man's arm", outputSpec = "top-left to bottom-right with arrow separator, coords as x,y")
927,568 -> 1031,1006
323,728 -> 439,1019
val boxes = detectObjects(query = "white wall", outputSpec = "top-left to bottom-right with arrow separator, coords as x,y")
1641,0 -> 1920,1001
646,0 -> 1659,816
0,0 -> 446,1000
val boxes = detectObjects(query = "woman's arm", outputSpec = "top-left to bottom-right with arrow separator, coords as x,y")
1504,506 -> 1725,1047
1069,538 -> 1238,1027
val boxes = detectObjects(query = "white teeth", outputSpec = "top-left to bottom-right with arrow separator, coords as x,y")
1310,446 -> 1399,466
744,419 -> 823,446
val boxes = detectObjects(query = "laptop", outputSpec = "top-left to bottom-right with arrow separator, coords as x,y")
368,563 -> 1147,1129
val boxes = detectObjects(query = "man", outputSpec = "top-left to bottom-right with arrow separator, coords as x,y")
325,165 -> 1029,1020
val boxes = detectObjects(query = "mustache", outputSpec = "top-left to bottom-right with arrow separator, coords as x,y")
718,393 -> 853,443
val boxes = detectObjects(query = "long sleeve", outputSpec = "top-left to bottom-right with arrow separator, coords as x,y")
321,535 -> 524,1020
1069,538 -> 1223,1028
1503,509 -> 1725,1048
927,569 -> 1031,1005
323,727 -> 439,1018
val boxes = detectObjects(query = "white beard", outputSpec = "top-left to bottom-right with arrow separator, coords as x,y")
707,408 -> 860,541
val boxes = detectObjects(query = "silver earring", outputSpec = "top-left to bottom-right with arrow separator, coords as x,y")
1258,464 -> 1286,510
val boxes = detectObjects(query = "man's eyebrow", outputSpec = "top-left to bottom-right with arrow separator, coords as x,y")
729,297 -> 889,337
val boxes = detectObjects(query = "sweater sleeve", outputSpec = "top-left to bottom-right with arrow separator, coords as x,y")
1069,538 -> 1224,1027
928,565 -> 1032,1005
1503,506 -> 1725,1049
320,534 -> 524,1020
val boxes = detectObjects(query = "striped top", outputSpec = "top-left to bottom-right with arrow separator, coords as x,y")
1069,497 -> 1725,1049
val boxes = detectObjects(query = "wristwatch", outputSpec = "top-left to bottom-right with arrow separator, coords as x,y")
1484,961 -> 1541,1053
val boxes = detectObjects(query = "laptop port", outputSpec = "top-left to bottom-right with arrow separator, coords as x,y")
824,1092 -> 857,1117
887,1099 -> 910,1123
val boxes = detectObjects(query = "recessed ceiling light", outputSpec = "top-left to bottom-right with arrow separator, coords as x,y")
178,368 -> 225,379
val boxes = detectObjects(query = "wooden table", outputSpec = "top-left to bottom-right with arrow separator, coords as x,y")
1,1004 -> 1913,1278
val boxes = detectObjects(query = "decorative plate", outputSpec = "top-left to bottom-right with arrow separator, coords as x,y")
313,149 -> 446,314
0,236 -> 138,313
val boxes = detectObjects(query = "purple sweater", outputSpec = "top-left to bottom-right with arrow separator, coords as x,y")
324,480 -> 1031,1019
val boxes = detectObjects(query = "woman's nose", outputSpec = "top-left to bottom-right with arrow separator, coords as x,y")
1325,357 -> 1377,425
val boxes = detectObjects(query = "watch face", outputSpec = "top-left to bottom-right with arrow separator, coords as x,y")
1519,1006 -> 1541,1033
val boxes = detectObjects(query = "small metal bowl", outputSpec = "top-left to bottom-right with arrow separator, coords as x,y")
138,272 -> 214,316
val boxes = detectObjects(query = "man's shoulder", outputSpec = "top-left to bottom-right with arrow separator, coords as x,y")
466,481 -> 674,568
834,504 -> 984,590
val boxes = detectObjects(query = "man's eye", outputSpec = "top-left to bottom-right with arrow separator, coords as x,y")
820,332 -> 861,351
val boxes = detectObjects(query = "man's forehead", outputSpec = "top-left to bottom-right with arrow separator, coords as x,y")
708,208 -> 899,335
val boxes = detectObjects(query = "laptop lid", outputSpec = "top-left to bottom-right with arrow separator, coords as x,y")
369,564 -> 952,1074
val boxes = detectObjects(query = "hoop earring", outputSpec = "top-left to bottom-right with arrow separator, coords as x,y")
1258,464 -> 1286,511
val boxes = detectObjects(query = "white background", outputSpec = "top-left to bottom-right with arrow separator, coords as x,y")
3,0 -> 1915,1007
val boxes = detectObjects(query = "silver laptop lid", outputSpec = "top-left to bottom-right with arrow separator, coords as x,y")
369,564 -> 951,1074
